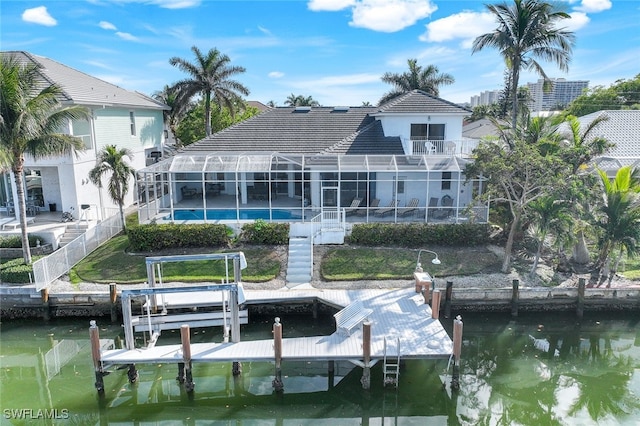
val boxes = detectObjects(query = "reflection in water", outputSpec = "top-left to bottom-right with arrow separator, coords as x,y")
0,313 -> 638,425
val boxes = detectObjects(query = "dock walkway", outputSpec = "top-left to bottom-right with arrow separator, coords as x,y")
100,287 -> 453,367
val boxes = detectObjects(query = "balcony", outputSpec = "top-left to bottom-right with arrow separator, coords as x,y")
409,139 -> 478,157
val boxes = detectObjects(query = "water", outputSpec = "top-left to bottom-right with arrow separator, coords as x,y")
170,208 -> 303,221
1,312 -> 639,425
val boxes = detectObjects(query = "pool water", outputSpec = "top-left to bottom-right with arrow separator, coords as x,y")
170,208 -> 302,221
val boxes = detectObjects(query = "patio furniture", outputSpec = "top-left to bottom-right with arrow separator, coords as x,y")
427,197 -> 439,219
374,199 -> 398,217
357,198 -> 379,216
344,197 -> 362,216
441,195 -> 454,217
2,216 -> 35,230
398,198 -> 419,217
181,186 -> 200,198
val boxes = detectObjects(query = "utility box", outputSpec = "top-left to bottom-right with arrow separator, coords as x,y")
414,271 -> 432,293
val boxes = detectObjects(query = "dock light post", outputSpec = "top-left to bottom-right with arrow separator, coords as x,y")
415,249 -> 441,272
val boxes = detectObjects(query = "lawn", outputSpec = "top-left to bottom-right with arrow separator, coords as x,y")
72,235 -> 281,284
320,246 -> 501,280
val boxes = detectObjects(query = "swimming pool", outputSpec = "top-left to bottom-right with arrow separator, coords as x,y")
169,208 -> 303,221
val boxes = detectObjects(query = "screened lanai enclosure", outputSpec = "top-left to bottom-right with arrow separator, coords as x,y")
136,153 -> 488,224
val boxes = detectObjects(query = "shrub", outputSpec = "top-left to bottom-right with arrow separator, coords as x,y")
348,223 -> 490,247
240,220 -> 289,245
0,257 -> 33,283
0,234 -> 44,248
127,223 -> 231,251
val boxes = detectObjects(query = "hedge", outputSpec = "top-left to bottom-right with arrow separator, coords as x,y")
239,220 -> 289,245
0,257 -> 42,283
0,234 -> 44,248
127,223 -> 231,251
348,223 -> 490,247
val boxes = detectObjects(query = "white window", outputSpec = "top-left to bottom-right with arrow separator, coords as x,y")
129,111 -> 136,136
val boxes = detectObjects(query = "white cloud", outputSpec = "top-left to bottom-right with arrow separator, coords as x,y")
308,0 -> 356,11
420,11 -> 495,48
269,71 -> 285,78
350,0 -> 438,32
116,32 -> 139,41
99,21 -> 117,30
308,0 -> 437,32
575,0 -> 612,13
148,0 -> 201,9
564,12 -> 590,32
258,26 -> 273,36
22,6 -> 57,26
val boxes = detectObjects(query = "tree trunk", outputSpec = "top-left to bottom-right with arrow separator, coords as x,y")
204,91 -> 212,137
501,213 -> 520,273
12,160 -> 32,264
571,230 -> 590,264
530,233 -> 545,276
510,64 -> 520,131
119,203 -> 126,233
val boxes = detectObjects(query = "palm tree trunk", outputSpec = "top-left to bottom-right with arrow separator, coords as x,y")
118,203 -> 126,232
530,232 -> 546,276
12,161 -> 32,264
510,65 -> 520,130
204,91 -> 212,137
571,230 -> 590,264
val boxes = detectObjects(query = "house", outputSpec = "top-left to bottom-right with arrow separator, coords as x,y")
137,90 -> 489,229
0,51 -> 168,222
569,110 -> 640,177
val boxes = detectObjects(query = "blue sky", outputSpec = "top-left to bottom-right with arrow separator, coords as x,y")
2,0 -> 639,106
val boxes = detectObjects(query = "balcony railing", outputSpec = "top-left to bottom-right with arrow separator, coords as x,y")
409,139 -> 478,156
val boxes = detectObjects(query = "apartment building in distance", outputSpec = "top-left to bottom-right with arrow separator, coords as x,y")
527,78 -> 589,111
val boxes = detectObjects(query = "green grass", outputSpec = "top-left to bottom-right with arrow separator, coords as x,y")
321,246 -> 502,281
620,257 -> 640,280
72,235 -> 281,284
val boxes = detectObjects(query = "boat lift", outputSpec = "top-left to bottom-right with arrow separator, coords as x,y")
121,252 -> 248,350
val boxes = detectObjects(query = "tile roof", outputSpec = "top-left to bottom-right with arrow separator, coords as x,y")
573,110 -> 640,162
182,91 -> 471,156
376,90 -> 472,115
182,106 -> 405,156
2,51 -> 167,110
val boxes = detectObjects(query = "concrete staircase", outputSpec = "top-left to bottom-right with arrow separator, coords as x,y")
285,236 -> 313,288
58,223 -> 89,248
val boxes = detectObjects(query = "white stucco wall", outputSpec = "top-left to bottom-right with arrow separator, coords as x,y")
376,114 -> 465,141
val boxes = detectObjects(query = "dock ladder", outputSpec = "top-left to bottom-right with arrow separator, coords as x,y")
383,337 -> 401,387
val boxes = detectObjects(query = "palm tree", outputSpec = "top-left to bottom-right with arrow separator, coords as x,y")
169,46 -> 249,137
526,195 -> 571,275
379,59 -> 454,105
284,94 -> 319,107
593,166 -> 640,285
89,145 -> 135,232
472,0 -> 575,129
0,55 -> 89,264
152,84 -> 193,147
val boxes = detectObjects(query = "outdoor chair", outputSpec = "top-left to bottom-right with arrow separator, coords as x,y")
181,186 -> 199,198
427,197 -> 439,219
345,197 -> 363,216
441,195 -> 454,217
374,199 -> 398,217
357,198 -> 379,216
398,198 -> 419,217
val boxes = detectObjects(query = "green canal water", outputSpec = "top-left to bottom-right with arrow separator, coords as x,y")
0,311 -> 639,425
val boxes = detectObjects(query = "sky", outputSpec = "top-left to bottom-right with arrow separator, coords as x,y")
1,0 -> 639,107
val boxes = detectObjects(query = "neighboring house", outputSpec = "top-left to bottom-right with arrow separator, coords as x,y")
570,110 -> 640,177
137,90 -> 489,227
1,51 -> 168,221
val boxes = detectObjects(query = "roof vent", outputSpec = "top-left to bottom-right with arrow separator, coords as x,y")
332,106 -> 350,112
294,106 -> 312,113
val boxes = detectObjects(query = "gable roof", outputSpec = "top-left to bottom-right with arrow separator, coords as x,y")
376,90 -> 472,115
2,51 -> 167,110
182,106 -> 405,156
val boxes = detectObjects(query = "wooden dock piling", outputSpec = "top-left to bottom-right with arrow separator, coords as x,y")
109,283 -> 117,323
431,289 -> 441,319
272,317 -> 283,391
361,321 -> 372,390
444,281 -> 453,318
577,278 -> 585,319
451,316 -> 463,391
511,279 -> 519,318
41,288 -> 50,321
181,324 -> 194,392
89,320 -> 104,393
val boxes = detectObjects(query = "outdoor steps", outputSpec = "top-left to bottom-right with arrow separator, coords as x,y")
285,236 -> 312,288
58,223 -> 89,247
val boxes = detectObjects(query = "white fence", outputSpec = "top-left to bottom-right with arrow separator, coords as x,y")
32,214 -> 123,291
